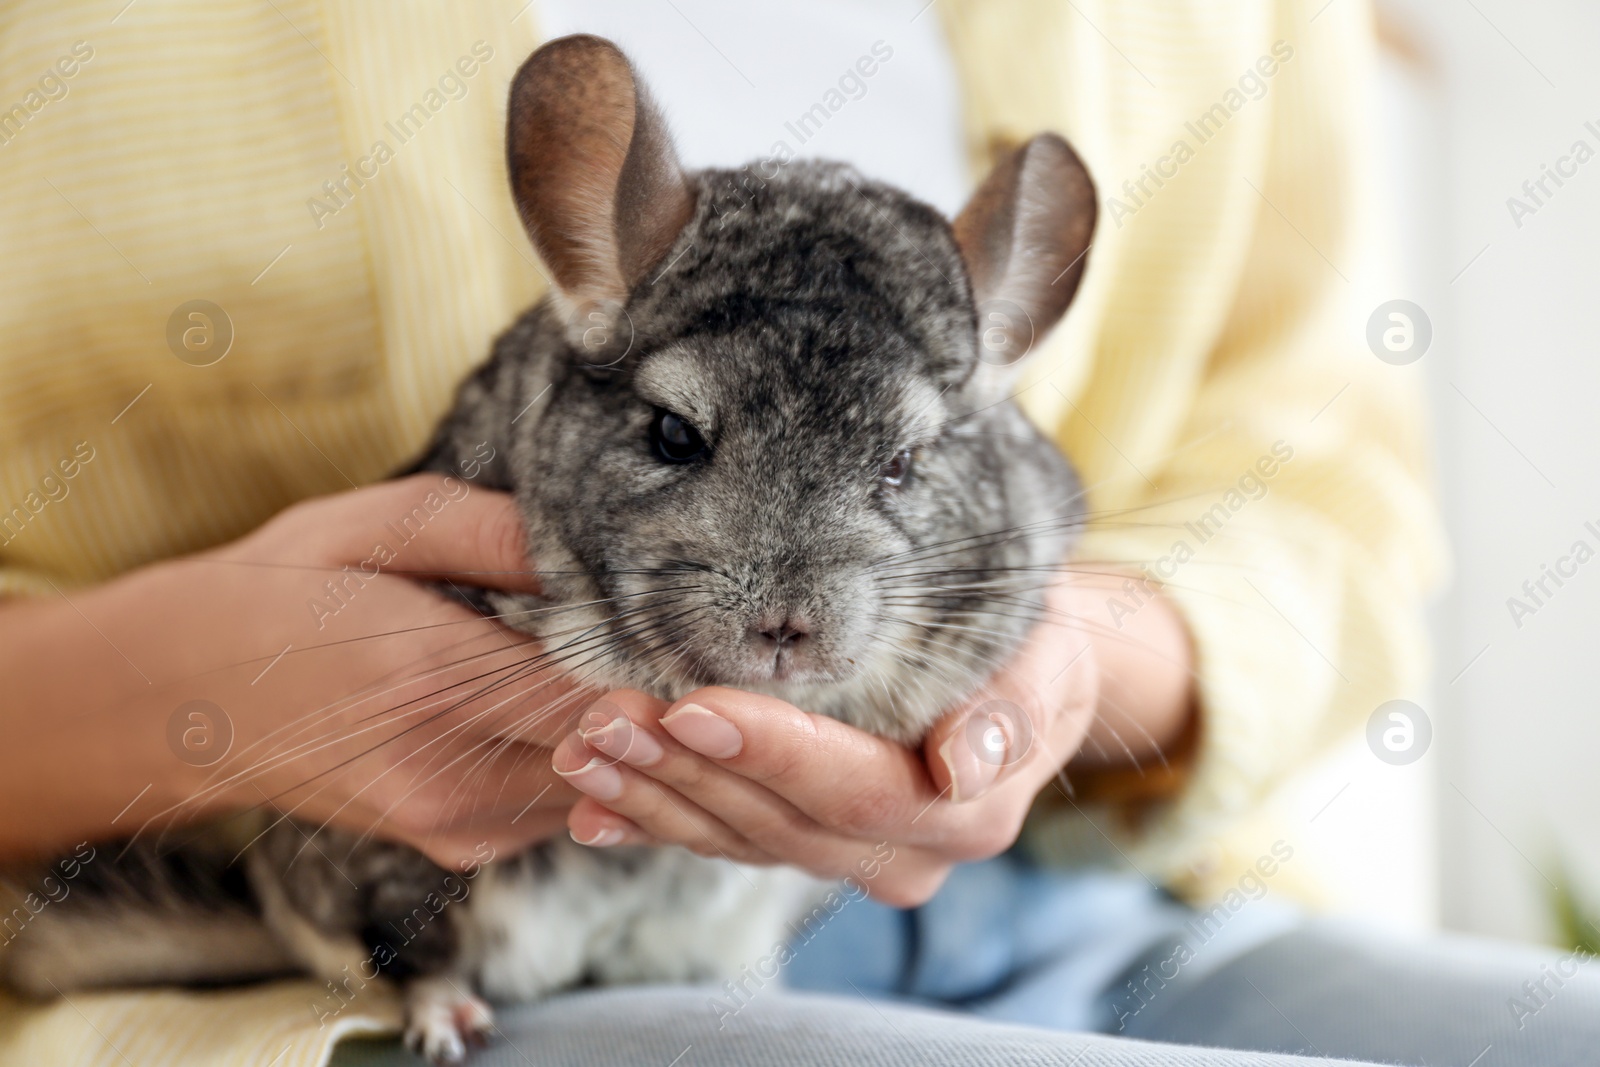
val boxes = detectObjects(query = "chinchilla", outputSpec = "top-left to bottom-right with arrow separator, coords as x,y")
0,34 -> 1097,1065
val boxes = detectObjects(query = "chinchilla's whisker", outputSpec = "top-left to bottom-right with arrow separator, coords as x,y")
239,655 -> 552,842
877,491 -> 1203,560
563,604 -> 714,682
472,694 -> 592,812
873,486 -> 1267,571
1076,731 -> 1113,763
877,564 -> 1255,614
455,640 -> 660,817
392,603 -> 712,761
406,671 -> 588,806
140,585 -> 701,690
866,611 -> 1008,672
331,669 -> 570,846
190,594 -> 685,823
145,638 -> 532,845
530,605 -> 706,681
245,649 -> 539,783
870,570 -> 1219,687
387,607 -> 720,837
877,602 -> 1056,631
480,683 -> 612,815
489,601 -> 710,767
1088,718 -> 1152,779
609,601 -> 722,695
433,605 -> 719,810
1097,693 -> 1170,775
865,633 -> 993,710
877,581 -> 1046,600
178,556 -> 710,579
856,635 -> 971,703
892,617 -> 1033,647
288,666 -> 572,862
639,555 -> 735,580
268,639 -> 528,753
358,682 -> 599,856
614,622 -> 701,695
873,517 -> 1085,568
271,657 -> 565,852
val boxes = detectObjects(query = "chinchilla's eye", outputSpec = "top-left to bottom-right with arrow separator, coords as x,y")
651,409 -> 708,463
880,449 -> 912,488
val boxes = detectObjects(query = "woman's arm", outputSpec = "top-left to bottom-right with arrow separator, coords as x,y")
0,476 -> 578,868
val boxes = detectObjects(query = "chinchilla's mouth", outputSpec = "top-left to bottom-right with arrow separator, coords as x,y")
650,639 -> 859,693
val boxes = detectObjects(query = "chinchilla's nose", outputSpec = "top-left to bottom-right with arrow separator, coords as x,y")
751,611 -> 811,651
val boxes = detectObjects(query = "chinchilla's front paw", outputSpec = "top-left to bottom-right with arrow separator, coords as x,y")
403,977 -> 494,1066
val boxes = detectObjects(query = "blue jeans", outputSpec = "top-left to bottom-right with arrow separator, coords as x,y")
783,852 -> 1298,1032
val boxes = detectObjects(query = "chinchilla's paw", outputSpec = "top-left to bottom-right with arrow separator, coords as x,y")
403,977 -> 493,1066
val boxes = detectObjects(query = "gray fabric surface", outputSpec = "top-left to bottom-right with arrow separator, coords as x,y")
331,985 -> 1389,1066
331,919 -> 1600,1066
1123,919 -> 1600,1066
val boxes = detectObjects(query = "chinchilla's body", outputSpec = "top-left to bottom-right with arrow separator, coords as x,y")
0,36 -> 1098,1064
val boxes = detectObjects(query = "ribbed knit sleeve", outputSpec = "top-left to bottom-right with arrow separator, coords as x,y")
938,0 -> 1445,877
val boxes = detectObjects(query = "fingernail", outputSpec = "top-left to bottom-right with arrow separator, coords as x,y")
571,826 -> 625,847
554,756 -> 624,801
582,714 -> 664,767
660,702 -> 743,759
939,725 -> 1002,803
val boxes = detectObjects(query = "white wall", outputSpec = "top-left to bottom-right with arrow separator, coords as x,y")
1379,0 -> 1600,944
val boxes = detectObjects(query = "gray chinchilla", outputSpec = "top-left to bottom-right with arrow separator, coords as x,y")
0,34 -> 1097,1065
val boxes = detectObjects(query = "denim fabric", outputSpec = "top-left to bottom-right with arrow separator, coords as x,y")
783,855 -> 1217,1030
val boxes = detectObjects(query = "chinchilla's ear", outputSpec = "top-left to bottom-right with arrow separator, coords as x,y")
952,134 -> 1096,374
506,35 -> 692,352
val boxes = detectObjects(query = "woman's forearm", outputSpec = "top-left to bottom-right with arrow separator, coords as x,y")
0,574 -> 189,859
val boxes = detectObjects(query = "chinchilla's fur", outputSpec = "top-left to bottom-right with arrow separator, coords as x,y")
0,35 -> 1098,1064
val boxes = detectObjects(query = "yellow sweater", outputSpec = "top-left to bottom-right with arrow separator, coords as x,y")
0,1 -> 1441,1063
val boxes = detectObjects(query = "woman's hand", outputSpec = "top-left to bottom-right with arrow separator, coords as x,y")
552,571 -> 1195,907
0,475 -> 581,869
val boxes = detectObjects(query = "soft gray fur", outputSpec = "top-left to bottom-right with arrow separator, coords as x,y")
0,35 -> 1097,1065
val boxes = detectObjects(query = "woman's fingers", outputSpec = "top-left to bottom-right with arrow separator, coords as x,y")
565,801 -> 658,848
252,475 -> 539,593
562,779 -> 952,908
558,698 -> 897,880
558,690 -> 1003,877
551,729 -> 774,865
642,687 -> 975,848
923,579 -> 1102,802
553,690 -> 967,905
